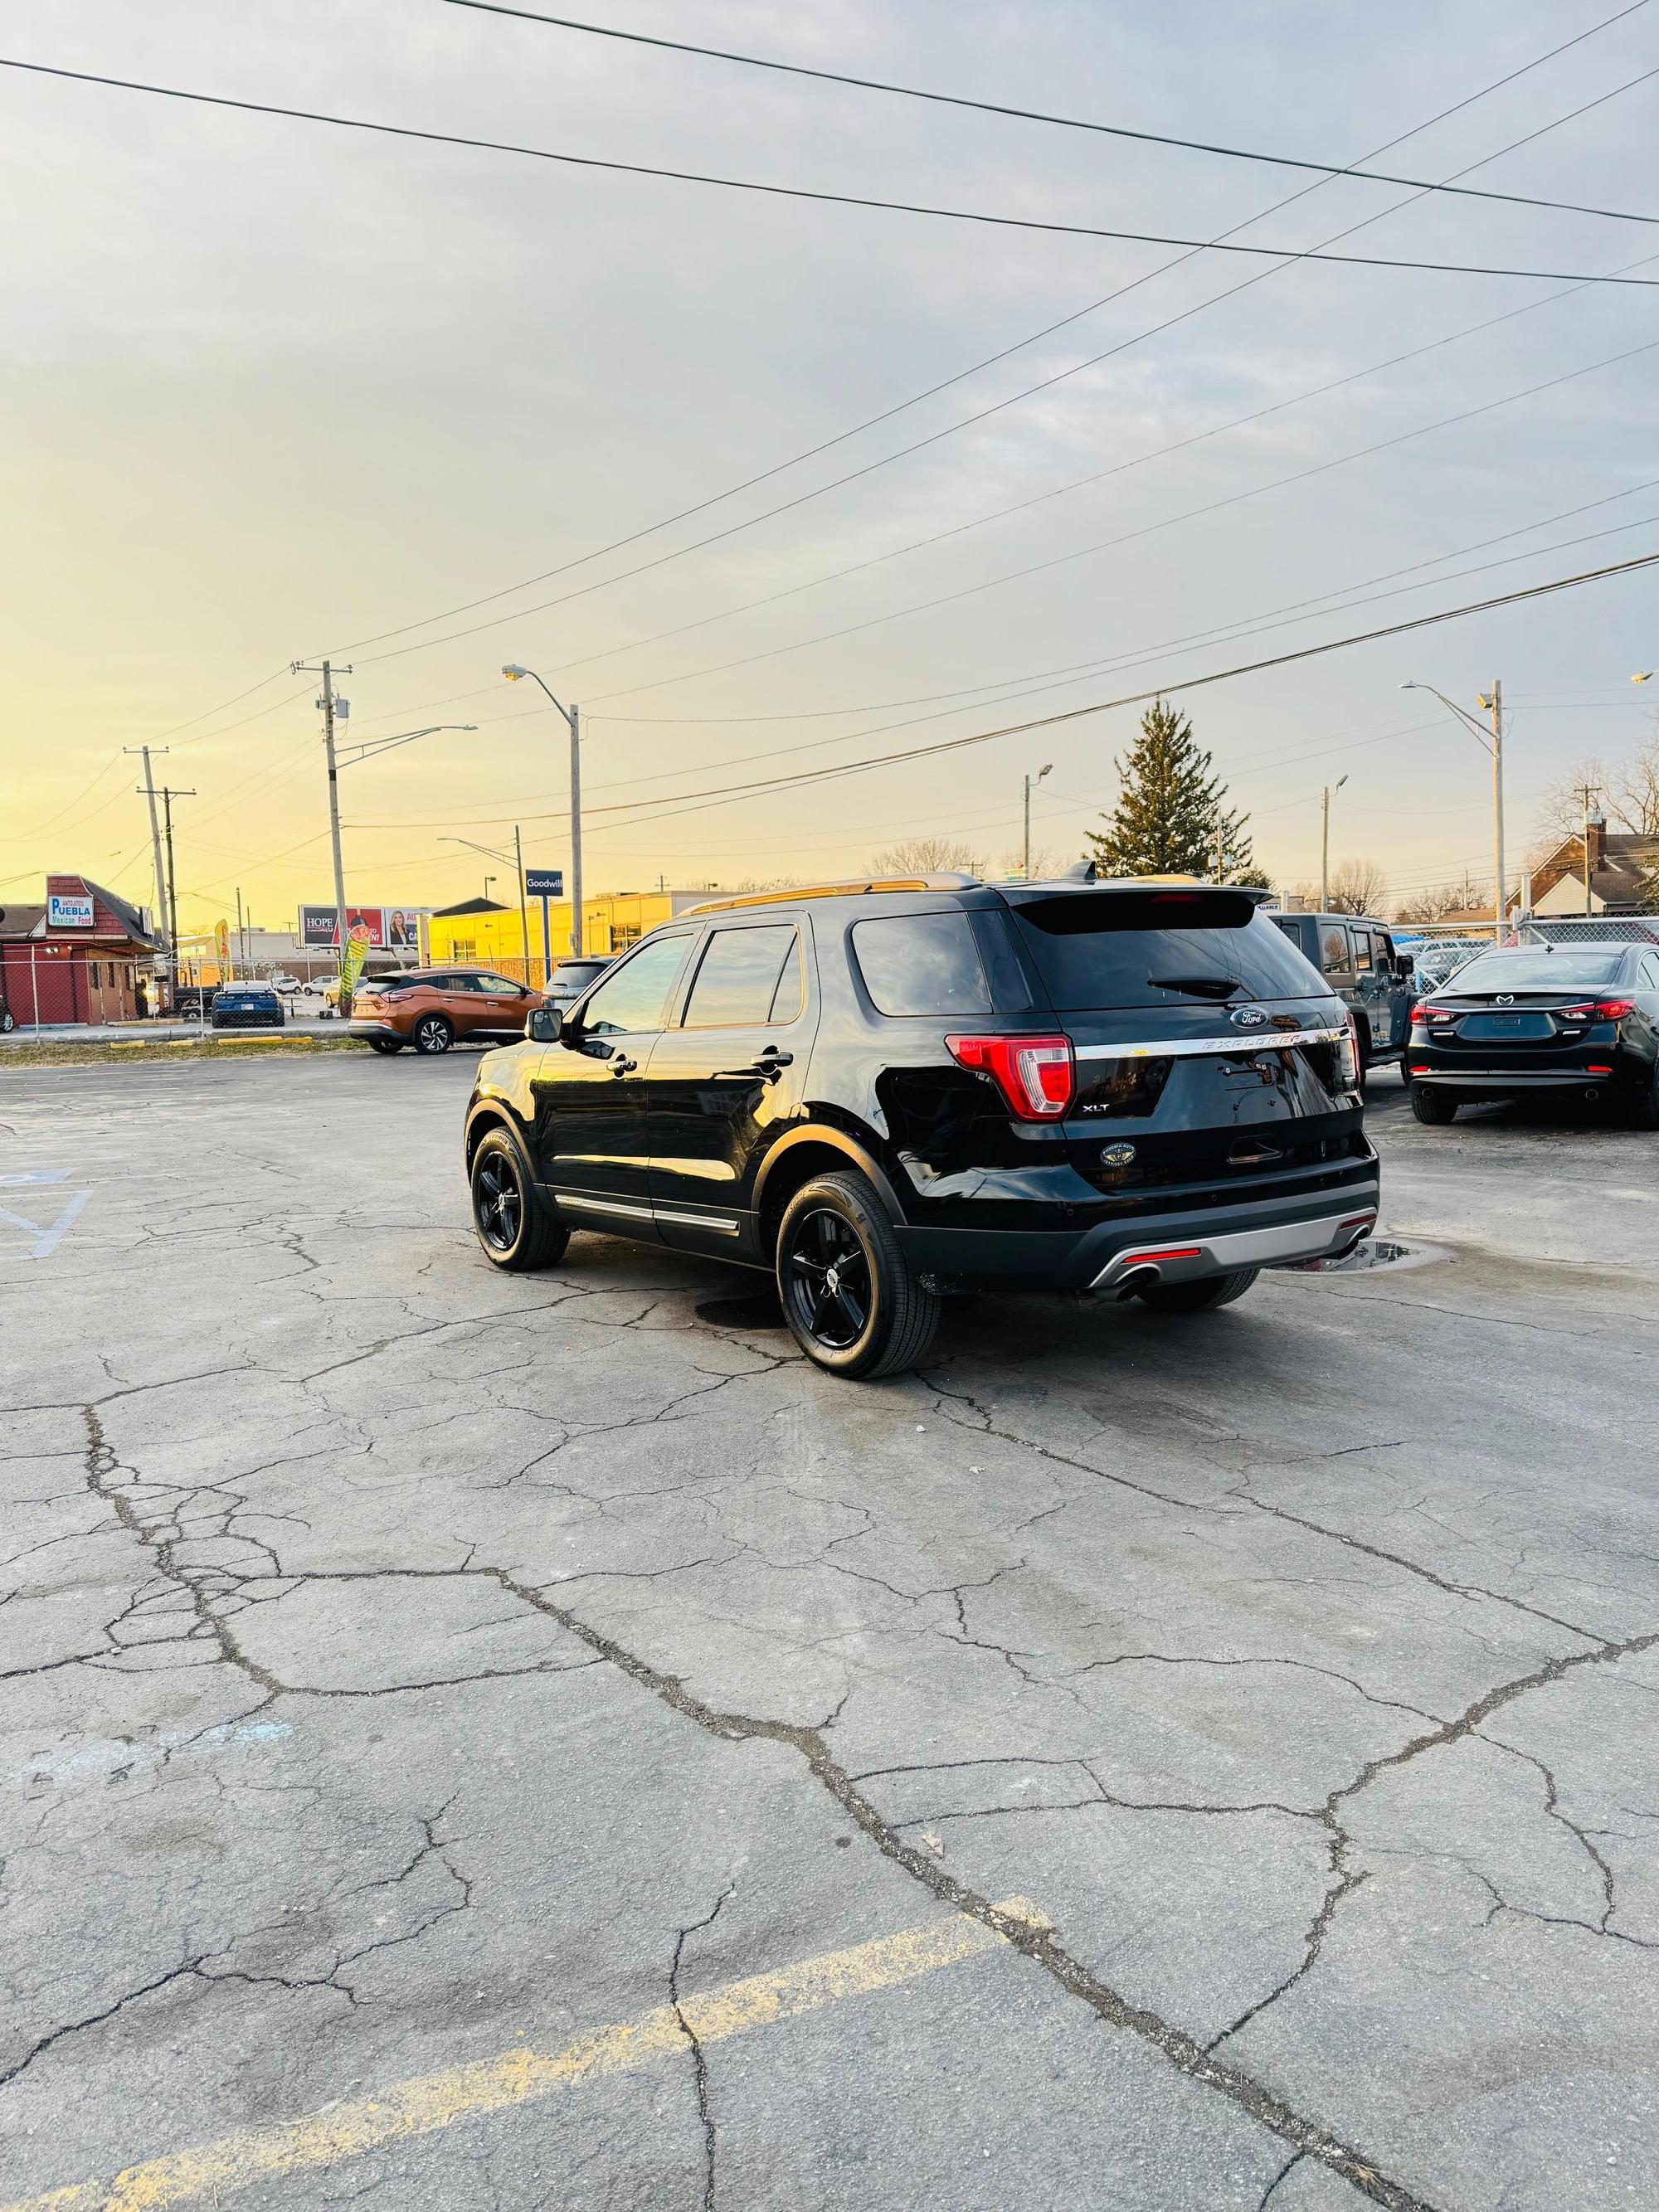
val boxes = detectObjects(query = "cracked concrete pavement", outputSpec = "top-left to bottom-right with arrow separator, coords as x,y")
1,1053 -> 1656,2210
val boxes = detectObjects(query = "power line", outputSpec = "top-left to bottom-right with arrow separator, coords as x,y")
346,64 -> 1659,670
449,0 -> 1659,230
348,497 -> 1659,830
474,310 -> 1659,700
344,548 -> 1659,835
572,332 -> 1659,708
12,56 -> 1659,290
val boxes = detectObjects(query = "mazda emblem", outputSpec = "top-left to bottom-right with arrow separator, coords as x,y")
1496,993 -> 1515,1005
1231,1007 -> 1272,1028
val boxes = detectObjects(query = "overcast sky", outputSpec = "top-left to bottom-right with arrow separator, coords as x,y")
4,0 -> 1657,931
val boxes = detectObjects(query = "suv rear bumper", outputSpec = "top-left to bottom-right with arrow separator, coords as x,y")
895,1178 -> 1380,1294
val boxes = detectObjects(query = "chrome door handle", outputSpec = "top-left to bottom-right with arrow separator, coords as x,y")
610,1055 -> 638,1077
716,1048 -> 793,1081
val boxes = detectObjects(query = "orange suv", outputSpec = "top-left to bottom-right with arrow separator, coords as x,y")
350,970 -> 546,1055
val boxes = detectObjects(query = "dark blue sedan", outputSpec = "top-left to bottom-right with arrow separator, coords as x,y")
211,984 -> 285,1031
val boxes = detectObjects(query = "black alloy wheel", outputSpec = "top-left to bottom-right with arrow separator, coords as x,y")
469,1128 -> 569,1271
414,1012 -> 455,1055
786,1206 -> 873,1350
775,1169 -> 940,1379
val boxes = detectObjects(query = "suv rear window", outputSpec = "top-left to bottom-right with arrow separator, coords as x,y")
1006,890 -> 1325,1009
852,912 -> 990,1017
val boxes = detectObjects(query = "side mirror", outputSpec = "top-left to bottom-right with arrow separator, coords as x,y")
528,1006 -> 562,1043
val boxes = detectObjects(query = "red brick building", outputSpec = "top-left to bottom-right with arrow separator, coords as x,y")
0,875 -> 159,1029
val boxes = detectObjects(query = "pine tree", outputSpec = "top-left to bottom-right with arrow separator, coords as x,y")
1087,698 -> 1258,882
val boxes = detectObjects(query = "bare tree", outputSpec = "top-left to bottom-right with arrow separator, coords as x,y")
997,843 -> 1073,882
870,836 -> 987,877
1535,735 -> 1659,845
1394,871 -> 1491,924
1325,857 -> 1390,916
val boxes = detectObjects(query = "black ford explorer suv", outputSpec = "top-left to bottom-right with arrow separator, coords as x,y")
463,871 -> 1378,1378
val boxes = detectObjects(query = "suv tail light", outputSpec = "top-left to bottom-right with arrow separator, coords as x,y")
946,1033 -> 1074,1120
1338,1016 -> 1360,1090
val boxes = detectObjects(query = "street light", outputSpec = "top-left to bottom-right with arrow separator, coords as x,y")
504,664 -> 583,954
1321,775 -> 1348,911
1023,763 -> 1053,879
440,829 -> 532,983
1400,680 -> 1507,942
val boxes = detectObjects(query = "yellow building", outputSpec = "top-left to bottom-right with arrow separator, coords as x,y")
421,891 -> 688,984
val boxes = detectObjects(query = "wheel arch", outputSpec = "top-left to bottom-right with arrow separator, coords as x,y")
752,1125 -> 907,1251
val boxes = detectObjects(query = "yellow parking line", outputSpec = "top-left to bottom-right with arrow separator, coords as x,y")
5,1898 -> 1045,2212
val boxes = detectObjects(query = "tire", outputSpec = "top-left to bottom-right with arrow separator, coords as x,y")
1627,1060 -> 1659,1132
368,1038 -> 403,1055
1137,1267 -> 1259,1315
413,1013 -> 455,1056
1411,1082 -> 1457,1125
470,1129 -> 569,1271
776,1169 -> 940,1379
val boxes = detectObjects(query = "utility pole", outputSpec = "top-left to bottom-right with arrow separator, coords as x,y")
126,744 -> 170,997
160,786 -> 195,1013
1320,775 -> 1348,911
292,659 -> 353,994
1578,780 -> 1603,916
513,824 -> 531,987
235,886 -> 246,975
1478,680 -> 1506,942
568,704 -> 583,955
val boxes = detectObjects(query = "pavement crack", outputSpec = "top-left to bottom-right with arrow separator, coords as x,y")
669,1882 -> 735,2212
484,1568 -> 1441,2212
922,1374 -> 1604,1649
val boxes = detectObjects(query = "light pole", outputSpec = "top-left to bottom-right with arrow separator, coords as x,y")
504,665 -> 581,954
1024,763 -> 1053,879
1400,680 -> 1507,941
1321,775 -> 1348,911
439,830 -> 531,981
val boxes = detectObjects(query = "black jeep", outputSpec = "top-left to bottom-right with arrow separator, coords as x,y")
464,871 -> 1378,1377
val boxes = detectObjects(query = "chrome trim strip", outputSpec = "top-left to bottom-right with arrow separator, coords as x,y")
1088,1208 -> 1373,1292
557,1193 -> 742,1236
1074,1025 -> 1347,1062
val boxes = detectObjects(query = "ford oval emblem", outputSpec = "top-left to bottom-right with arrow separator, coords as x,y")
1100,1142 -> 1137,1167
1231,1006 -> 1272,1028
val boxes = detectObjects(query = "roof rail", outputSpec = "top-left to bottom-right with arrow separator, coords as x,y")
683,873 -> 980,915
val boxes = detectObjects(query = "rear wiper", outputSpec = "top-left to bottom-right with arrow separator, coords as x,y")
1149,975 -> 1241,1000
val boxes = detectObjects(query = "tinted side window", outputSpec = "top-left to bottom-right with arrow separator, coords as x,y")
581,933 -> 693,1035
477,975 -> 524,996
1321,928 -> 1350,978
683,926 -> 798,1027
1350,927 -> 1374,975
1642,955 -> 1659,992
852,912 -> 990,1017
